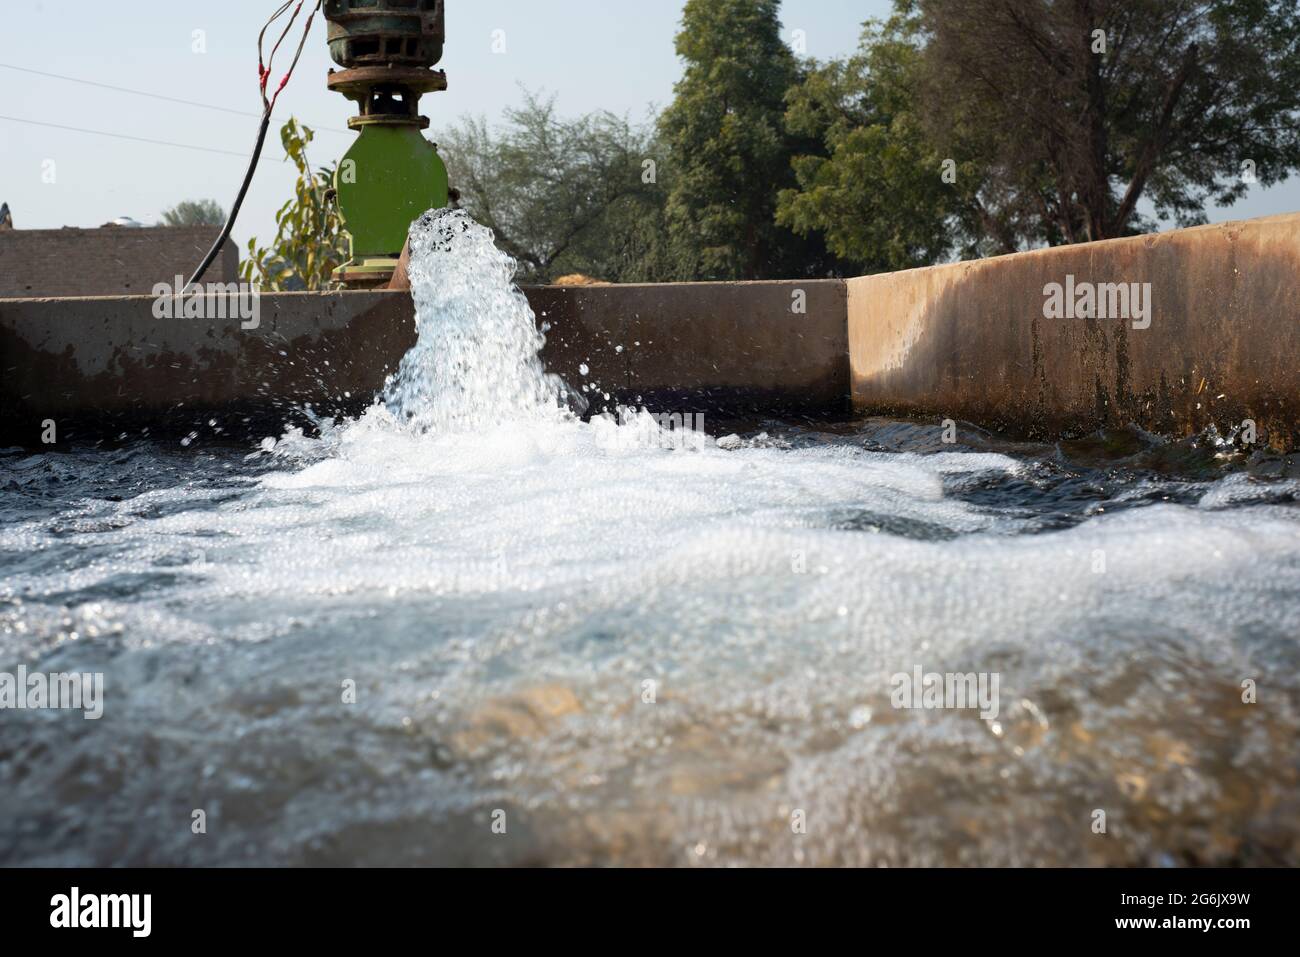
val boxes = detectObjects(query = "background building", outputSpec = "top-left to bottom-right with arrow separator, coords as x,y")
0,222 -> 236,298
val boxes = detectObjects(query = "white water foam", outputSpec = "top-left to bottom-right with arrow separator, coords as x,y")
1,209 -> 1298,866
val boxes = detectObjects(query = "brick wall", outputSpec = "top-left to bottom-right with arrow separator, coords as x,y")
0,226 -> 237,298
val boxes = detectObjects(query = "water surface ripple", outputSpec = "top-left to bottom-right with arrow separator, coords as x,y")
1,211 -> 1297,866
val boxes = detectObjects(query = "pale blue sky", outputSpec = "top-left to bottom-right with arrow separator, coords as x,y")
1,0 -> 1295,256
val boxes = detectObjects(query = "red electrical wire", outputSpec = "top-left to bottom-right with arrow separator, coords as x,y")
258,2 -> 295,109
259,0 -> 321,111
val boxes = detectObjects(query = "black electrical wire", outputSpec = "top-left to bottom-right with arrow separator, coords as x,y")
186,110 -> 273,289
186,0 -> 321,290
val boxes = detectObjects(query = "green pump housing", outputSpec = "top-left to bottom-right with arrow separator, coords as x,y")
323,0 -> 450,287
335,126 -> 447,263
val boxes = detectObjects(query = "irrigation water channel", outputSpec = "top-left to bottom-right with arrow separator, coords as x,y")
2,210 -> 1298,866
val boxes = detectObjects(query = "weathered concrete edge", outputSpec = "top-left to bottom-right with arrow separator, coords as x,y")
4,210 -> 1296,448
0,280 -> 849,444
848,212 -> 1300,450
527,279 -> 849,419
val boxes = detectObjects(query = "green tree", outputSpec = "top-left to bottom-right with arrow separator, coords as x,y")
658,0 -> 834,280
440,91 -> 672,283
160,199 -> 226,227
778,17 -> 975,273
591,145 -> 698,284
912,0 -> 1300,243
780,11 -> 1035,271
241,119 -> 348,291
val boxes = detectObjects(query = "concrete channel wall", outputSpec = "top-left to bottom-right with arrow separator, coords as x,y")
530,280 -> 848,417
1,212 -> 1295,448
849,212 -> 1300,449
0,280 -> 848,444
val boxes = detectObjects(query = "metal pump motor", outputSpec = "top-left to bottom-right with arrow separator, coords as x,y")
324,0 -> 450,288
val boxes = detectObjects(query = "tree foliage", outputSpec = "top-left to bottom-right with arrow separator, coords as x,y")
777,17 -> 975,272
657,0 -> 838,280
779,0 -> 1300,266
256,2 -> 1300,285
440,92 -> 679,284
910,0 -> 1300,243
160,199 -> 226,227
241,119 -> 348,291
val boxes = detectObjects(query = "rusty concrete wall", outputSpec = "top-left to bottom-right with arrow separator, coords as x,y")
529,280 -> 848,417
0,280 -> 848,444
0,292 -> 414,444
6,211 -> 1295,449
849,212 -> 1300,450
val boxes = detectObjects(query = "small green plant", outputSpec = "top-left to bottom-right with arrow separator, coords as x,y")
241,119 -> 349,291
